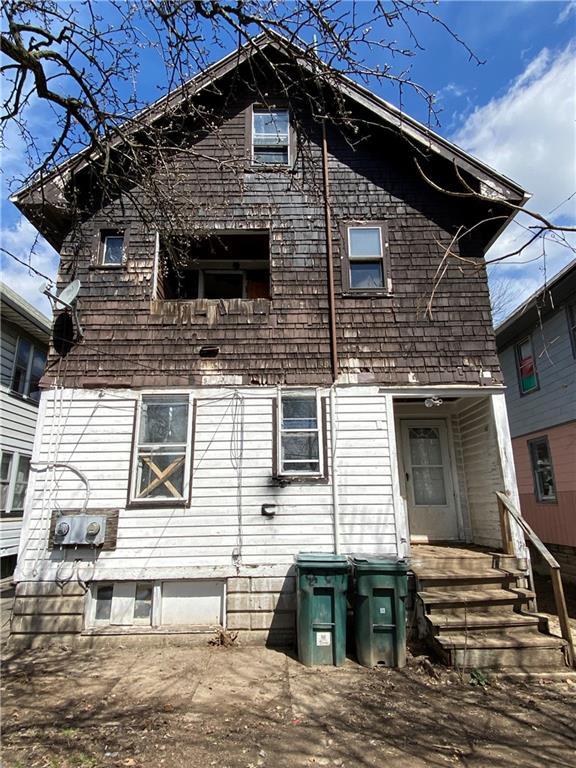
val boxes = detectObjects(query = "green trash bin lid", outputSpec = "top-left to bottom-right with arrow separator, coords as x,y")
296,552 -> 348,567
351,555 -> 408,572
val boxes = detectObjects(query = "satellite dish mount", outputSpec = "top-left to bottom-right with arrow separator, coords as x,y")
42,279 -> 84,340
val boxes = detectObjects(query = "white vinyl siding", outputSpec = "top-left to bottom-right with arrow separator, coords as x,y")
17,387 -> 400,580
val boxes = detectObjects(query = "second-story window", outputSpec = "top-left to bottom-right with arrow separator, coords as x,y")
252,109 -> 289,165
1,451 -> 31,515
99,230 -> 125,266
341,224 -> 390,293
528,437 -> 556,502
277,392 -> 323,477
515,337 -> 538,394
11,337 -> 46,402
131,395 -> 192,503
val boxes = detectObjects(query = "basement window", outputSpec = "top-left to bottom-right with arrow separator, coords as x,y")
158,232 -> 270,300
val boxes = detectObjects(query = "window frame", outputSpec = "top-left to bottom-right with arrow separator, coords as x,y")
91,227 -> 129,269
10,336 -> 46,402
0,451 -> 31,517
198,269 -> 247,299
127,393 -> 194,508
274,390 -> 328,481
248,105 -> 293,169
339,221 -> 391,295
515,336 -> 539,395
528,436 -> 557,504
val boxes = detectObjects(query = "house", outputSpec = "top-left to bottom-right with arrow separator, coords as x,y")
7,34 -> 573,667
495,260 -> 576,584
0,283 -> 50,579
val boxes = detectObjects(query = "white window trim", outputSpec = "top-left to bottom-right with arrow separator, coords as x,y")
347,225 -> 386,290
252,108 -> 290,167
129,393 -> 194,504
277,389 -> 324,478
102,233 -> 125,266
1,451 -> 30,515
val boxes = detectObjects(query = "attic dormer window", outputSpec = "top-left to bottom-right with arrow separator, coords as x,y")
102,233 -> 124,265
252,108 -> 289,165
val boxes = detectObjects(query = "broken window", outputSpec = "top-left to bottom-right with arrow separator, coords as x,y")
158,232 -> 270,300
131,395 -> 191,503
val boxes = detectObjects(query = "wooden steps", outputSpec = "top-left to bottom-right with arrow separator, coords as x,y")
411,545 -> 570,671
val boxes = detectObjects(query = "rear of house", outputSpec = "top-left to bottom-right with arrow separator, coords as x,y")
496,260 -> 576,583
10,35 -> 569,668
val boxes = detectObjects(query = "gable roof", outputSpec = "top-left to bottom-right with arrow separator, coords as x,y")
11,30 -> 528,246
494,259 -> 576,350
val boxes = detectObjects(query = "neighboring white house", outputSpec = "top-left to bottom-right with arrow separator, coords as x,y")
0,283 -> 50,579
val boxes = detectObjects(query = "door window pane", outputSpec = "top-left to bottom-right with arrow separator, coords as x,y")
412,466 -> 447,506
409,427 -> 443,465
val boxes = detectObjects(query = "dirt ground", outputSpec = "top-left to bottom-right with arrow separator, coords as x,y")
1,574 -> 575,768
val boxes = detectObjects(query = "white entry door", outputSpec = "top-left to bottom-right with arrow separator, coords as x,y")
401,420 -> 459,542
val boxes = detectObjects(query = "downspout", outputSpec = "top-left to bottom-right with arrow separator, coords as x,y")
321,118 -> 341,554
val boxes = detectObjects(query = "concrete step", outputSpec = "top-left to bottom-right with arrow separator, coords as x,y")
419,587 -> 535,612
427,611 -> 548,635
433,630 -> 569,670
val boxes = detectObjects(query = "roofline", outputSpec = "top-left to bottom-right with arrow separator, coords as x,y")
11,31 -> 527,208
0,281 -> 52,338
494,258 -> 576,339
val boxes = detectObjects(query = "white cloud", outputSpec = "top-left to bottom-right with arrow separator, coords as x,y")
452,41 -> 576,319
557,1 -> 576,24
0,217 -> 58,316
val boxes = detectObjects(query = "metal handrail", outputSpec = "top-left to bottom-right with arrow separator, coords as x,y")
496,491 -> 574,668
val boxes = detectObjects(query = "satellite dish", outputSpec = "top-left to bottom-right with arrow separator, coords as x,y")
57,279 -> 81,307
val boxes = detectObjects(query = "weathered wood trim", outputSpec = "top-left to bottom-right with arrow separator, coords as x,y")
386,396 -> 408,558
48,508 -> 119,551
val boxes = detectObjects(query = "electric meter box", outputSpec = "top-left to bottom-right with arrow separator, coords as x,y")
53,514 -> 107,547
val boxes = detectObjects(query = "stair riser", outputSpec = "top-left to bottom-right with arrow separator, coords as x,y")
432,622 -> 542,636
417,578 -> 516,592
448,645 -> 569,670
427,599 -> 529,615
411,557 -> 494,571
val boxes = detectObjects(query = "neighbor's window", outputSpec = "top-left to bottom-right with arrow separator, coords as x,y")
100,231 -> 124,266
528,437 -> 556,502
11,337 -> 46,401
515,337 -> 538,394
343,225 -> 389,292
278,392 -> 323,476
252,109 -> 289,165
131,395 -> 191,503
1,452 -> 31,515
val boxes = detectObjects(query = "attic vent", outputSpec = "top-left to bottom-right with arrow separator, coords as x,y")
199,346 -> 219,358
158,232 -> 270,301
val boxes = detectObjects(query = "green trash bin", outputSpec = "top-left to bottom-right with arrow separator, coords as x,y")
296,553 -> 349,667
352,556 -> 408,668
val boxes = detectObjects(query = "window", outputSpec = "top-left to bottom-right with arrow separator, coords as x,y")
1,452 -> 31,515
97,230 -> 125,266
11,337 -> 46,401
515,337 -> 538,394
252,109 -> 289,165
342,224 -> 390,292
277,392 -> 323,477
131,395 -> 192,503
528,437 -> 556,502
158,232 -> 270,300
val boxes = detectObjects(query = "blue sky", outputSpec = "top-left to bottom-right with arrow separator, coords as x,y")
1,0 -> 575,319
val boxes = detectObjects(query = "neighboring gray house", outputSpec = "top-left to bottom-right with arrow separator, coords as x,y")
0,283 -> 50,578
495,260 -> 576,582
